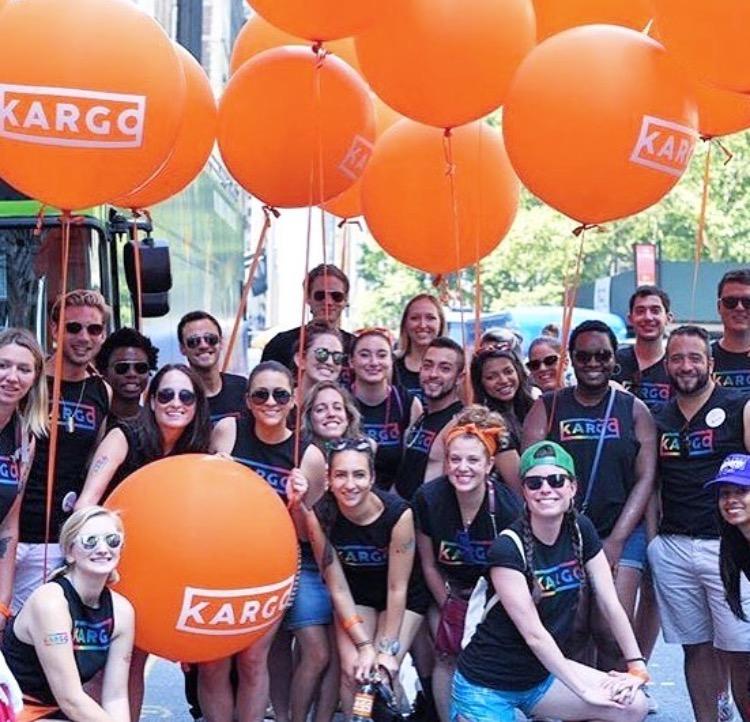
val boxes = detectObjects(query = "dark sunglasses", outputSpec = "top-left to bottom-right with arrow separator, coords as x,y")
78,532 -> 123,551
185,333 -> 220,349
720,296 -> 750,310
112,361 -> 150,375
312,290 -> 346,303
326,437 -> 372,456
65,321 -> 104,336
526,354 -> 559,372
155,388 -> 196,406
249,387 -> 292,405
313,347 -> 346,365
572,349 -> 613,365
523,473 -> 570,491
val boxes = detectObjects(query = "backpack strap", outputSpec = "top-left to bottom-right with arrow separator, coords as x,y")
481,529 -> 526,621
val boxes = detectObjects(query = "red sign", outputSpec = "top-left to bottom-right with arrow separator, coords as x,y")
634,243 -> 657,286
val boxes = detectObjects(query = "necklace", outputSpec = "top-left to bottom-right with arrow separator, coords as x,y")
65,379 -> 88,434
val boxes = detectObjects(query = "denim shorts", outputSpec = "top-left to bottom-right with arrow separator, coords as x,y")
284,545 -> 333,631
619,522 -> 648,571
450,669 -> 555,722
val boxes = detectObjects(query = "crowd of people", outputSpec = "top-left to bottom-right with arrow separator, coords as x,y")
1,264 -> 750,722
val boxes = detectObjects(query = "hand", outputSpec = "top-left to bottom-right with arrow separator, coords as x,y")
605,671 -> 646,706
0,652 -> 23,713
213,451 -> 233,461
376,651 -> 399,678
286,468 -> 309,507
602,537 -> 624,572
353,644 -> 377,683
576,681 -> 625,710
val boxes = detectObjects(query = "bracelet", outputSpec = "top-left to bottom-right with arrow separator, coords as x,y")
0,603 -> 11,619
354,639 -> 373,650
343,614 -> 364,632
625,656 -> 647,665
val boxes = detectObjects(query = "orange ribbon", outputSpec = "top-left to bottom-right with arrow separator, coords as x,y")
446,423 -> 504,457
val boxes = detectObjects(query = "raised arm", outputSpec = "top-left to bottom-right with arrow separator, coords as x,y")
76,428 -> 129,509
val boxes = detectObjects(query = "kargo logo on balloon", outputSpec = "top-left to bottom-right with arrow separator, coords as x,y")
176,576 -> 295,636
0,84 -> 145,149
629,115 -> 697,177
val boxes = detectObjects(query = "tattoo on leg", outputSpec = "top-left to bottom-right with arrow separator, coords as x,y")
0,536 -> 11,559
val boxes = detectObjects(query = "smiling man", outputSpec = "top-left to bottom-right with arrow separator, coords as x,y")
712,269 -> 750,393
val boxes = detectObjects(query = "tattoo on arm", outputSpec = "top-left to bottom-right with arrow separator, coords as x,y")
396,538 -> 415,554
44,632 -> 70,646
90,455 -> 109,476
0,536 -> 11,559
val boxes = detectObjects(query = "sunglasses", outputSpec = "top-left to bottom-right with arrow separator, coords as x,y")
78,532 -> 123,551
155,388 -> 196,406
523,473 -> 570,491
312,290 -> 346,303
249,387 -> 292,405
185,333 -> 220,349
112,361 -> 149,375
572,349 -> 613,365
313,347 -> 346,365
326,437 -> 372,455
65,322 -> 104,336
527,354 -> 559,372
720,296 -> 750,310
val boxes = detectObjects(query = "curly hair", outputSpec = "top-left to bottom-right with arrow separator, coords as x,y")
95,327 -> 159,374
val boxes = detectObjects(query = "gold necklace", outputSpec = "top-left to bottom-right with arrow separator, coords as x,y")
65,379 -> 88,434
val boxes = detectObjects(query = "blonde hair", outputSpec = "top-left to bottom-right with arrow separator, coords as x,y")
50,506 -> 123,584
397,294 -> 446,357
0,328 -> 48,438
50,289 -> 111,326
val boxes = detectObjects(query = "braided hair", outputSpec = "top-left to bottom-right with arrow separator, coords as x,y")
719,518 -> 750,621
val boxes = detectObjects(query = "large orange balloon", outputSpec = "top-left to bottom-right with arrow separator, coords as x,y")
696,84 -> 750,139
247,0 -> 380,41
652,0 -> 750,93
362,120 -> 519,274
0,0 -> 184,210
503,26 -> 698,224
113,46 -> 216,209
230,15 -> 360,76
355,0 -> 536,129
533,0 -> 651,41
218,47 -> 375,208
107,455 -> 298,662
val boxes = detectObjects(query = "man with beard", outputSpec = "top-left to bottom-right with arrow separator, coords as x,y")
648,325 -> 750,722
712,268 -> 750,393
395,337 -> 464,501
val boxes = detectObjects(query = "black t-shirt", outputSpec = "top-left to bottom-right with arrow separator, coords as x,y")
543,388 -> 640,537
356,386 -> 415,492
394,356 -> 424,403
21,376 -> 109,543
208,373 -> 247,425
614,345 -> 673,411
413,476 -> 521,590
655,385 -> 747,537
0,413 -> 24,524
458,515 -> 601,691
711,341 -> 750,394
4,576 -> 114,705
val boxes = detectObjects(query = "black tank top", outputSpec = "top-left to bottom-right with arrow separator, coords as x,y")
21,376 -> 109,543
0,413 -> 25,524
394,357 -> 424,403
3,576 -> 114,705
328,488 -> 409,609
208,373 -> 247,425
543,387 -> 640,537
231,414 -> 304,503
356,386 -> 414,491
395,400 -> 463,501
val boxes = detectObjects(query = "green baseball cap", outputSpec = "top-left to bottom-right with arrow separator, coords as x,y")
520,441 -> 576,478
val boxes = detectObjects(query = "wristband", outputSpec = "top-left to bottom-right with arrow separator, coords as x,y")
0,603 -> 11,619
625,656 -> 647,665
355,639 -> 373,650
343,614 -> 364,632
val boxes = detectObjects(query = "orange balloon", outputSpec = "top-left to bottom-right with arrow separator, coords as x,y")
533,0 -> 651,41
113,46 -> 216,209
229,15 -> 361,76
247,0 -> 379,41
362,120 -> 519,274
107,455 -> 298,662
0,0 -> 185,210
218,47 -> 375,208
503,26 -> 698,224
695,84 -> 750,139
355,0 -> 536,129
652,0 -> 750,93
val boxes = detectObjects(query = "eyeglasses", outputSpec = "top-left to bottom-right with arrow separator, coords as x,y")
523,473 -> 570,491
185,333 -> 220,349
249,387 -> 292,405
720,296 -> 750,310
112,361 -> 150,375
572,349 -> 613,365
313,348 -> 346,365
78,532 -> 123,551
155,388 -> 196,406
65,322 -> 104,336
325,437 -> 372,455
526,354 -> 559,372
312,290 -> 346,303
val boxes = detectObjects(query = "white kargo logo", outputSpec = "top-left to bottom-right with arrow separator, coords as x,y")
629,115 -> 697,177
0,84 -> 146,149
175,576 -> 295,636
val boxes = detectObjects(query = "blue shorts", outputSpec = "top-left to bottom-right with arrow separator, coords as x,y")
450,669 -> 554,722
619,523 -> 648,571
284,546 -> 333,631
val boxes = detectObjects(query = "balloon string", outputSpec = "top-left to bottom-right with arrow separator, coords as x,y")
690,143 -> 712,322
340,221 -> 350,271
129,215 -> 143,331
222,205 -> 278,373
473,125 -> 485,358
43,212 -> 72,581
